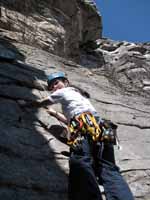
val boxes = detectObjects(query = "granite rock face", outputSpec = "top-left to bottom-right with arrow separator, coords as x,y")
97,39 -> 150,97
0,1 -> 150,200
0,0 -> 102,59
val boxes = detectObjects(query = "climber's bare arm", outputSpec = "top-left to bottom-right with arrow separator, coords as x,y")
34,96 -> 50,106
46,107 -> 68,125
18,96 -> 52,107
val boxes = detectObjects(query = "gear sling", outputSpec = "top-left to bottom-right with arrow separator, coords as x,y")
67,112 -> 117,146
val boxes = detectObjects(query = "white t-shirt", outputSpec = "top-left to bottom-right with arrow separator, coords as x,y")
49,87 -> 96,121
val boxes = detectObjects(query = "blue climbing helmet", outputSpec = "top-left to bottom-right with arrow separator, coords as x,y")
47,71 -> 68,86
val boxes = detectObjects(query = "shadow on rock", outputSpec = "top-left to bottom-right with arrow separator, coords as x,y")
0,39 -> 68,200
0,38 -> 25,62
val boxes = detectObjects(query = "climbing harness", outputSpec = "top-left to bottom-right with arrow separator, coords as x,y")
67,112 -> 118,146
67,112 -> 101,145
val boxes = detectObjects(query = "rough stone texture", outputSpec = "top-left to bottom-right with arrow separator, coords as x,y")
0,1 -> 150,200
0,0 -> 102,59
96,39 -> 150,98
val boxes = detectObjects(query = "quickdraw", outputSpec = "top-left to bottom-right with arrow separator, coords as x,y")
67,112 -> 118,146
67,112 -> 102,145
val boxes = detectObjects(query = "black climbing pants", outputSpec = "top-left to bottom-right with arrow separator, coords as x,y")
68,136 -> 134,200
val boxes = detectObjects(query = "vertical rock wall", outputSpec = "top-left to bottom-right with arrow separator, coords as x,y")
0,0 -> 102,59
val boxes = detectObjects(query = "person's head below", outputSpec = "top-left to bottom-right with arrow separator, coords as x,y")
47,71 -> 69,92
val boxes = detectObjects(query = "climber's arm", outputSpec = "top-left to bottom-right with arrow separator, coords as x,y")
46,107 -> 68,125
18,96 -> 52,107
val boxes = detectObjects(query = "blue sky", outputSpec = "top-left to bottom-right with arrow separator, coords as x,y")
94,0 -> 150,43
